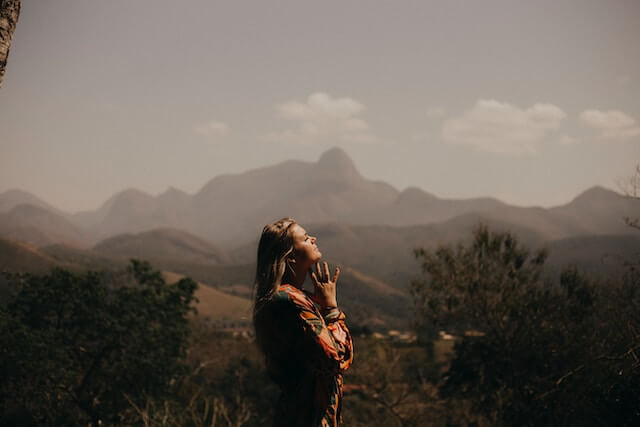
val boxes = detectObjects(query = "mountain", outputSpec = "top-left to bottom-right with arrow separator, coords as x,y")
5,148 -> 640,248
370,186 -> 507,226
545,234 -> 640,277
190,147 -> 398,243
0,189 -> 63,215
83,147 -> 640,244
549,186 -> 639,235
92,227 -> 231,265
0,238 -> 72,274
82,188 -> 163,237
0,204 -> 90,246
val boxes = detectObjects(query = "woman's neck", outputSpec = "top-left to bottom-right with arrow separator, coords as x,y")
283,268 -> 306,289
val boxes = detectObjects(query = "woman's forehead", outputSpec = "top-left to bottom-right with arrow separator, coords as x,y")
290,224 -> 307,238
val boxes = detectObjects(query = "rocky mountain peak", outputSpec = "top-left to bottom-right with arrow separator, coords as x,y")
314,147 -> 361,182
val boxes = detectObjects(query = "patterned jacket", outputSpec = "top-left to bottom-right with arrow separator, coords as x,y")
255,283 -> 354,426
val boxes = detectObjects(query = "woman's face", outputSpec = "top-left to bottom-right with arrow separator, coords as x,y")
289,224 -> 322,269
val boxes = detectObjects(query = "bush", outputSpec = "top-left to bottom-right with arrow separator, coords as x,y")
0,260 -> 197,425
412,224 -> 640,426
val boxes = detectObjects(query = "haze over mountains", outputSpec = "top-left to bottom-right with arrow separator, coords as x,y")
1,146 -> 638,329
1,147 -> 638,249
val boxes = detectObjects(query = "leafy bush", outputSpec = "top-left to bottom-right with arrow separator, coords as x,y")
0,260 -> 196,425
412,224 -> 640,426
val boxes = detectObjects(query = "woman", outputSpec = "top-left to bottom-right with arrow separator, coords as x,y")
253,218 -> 353,427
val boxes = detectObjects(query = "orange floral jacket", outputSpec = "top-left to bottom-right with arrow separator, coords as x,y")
255,284 -> 354,426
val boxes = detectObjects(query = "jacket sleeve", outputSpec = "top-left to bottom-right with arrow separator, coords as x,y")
281,287 -> 353,375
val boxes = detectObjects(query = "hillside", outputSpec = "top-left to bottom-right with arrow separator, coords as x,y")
162,271 -> 252,323
5,233 -> 412,329
231,217 -> 549,289
0,238 -> 73,274
40,243 -> 124,271
92,228 -> 231,265
545,234 -> 640,277
549,186 -> 639,235
0,189 -> 63,214
0,204 -> 90,246
0,238 -> 253,324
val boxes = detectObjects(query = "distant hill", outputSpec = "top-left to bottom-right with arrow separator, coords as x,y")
78,147 -> 639,244
0,238 -> 72,274
367,186 -> 507,226
231,217 -> 550,288
3,147 -> 638,247
0,189 -> 63,214
549,186 -> 639,236
1,234 -> 410,329
0,237 -> 255,323
545,234 -> 640,277
79,188 -> 161,237
92,228 -> 231,264
0,204 -> 90,246
40,243 -> 124,271
4,224 -> 639,331
162,271 -> 252,322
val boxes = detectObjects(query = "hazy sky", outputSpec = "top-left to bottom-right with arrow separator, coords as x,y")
1,0 -> 639,212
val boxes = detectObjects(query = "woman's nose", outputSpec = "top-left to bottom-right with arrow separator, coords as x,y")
311,236 -> 317,243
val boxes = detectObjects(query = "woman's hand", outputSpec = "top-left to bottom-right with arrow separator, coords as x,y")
309,261 -> 340,308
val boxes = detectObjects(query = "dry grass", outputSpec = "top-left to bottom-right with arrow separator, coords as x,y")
162,271 -> 252,322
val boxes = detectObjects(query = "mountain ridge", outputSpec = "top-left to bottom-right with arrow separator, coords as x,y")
1,147 -> 636,247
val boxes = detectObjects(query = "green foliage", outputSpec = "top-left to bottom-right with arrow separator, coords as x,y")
411,224 -> 547,341
0,260 -> 197,425
412,224 -> 640,426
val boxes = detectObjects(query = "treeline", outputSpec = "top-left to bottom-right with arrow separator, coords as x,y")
1,226 -> 638,426
410,225 -> 640,426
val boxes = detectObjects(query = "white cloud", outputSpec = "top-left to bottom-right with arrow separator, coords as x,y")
426,107 -> 446,119
579,109 -> 640,140
442,99 -> 567,155
195,121 -> 230,139
265,92 -> 376,144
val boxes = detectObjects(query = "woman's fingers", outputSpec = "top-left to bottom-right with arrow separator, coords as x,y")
310,269 -> 319,286
312,262 -> 339,285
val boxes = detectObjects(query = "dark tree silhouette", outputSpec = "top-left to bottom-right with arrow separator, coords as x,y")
0,260 -> 197,425
0,0 -> 21,88
412,225 -> 640,426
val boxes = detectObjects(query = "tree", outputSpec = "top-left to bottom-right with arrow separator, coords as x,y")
411,224 -> 547,345
0,0 -> 21,88
411,224 -> 640,426
620,163 -> 640,229
0,260 -> 197,425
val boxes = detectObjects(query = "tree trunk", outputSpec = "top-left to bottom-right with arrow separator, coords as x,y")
0,0 -> 21,89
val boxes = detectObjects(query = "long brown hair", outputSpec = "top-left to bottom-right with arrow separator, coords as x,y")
253,217 -> 297,316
